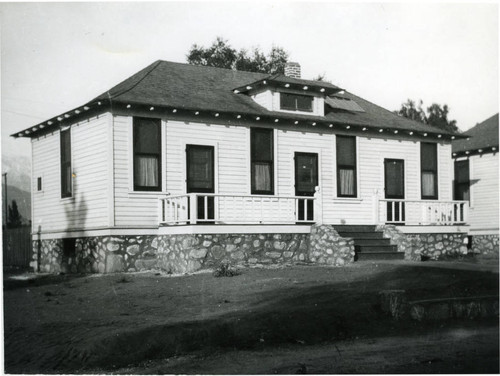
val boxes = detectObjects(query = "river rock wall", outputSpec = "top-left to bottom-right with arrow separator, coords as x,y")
32,225 -> 355,274
471,234 -> 499,257
376,225 -> 468,261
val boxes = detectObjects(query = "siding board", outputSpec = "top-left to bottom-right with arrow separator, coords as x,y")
32,114 -> 110,232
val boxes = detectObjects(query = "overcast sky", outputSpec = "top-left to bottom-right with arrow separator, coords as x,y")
1,2 -> 498,159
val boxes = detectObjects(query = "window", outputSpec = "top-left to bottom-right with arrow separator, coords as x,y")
62,238 -> 76,258
251,128 -> 274,194
133,117 -> 161,191
37,177 -> 42,192
60,128 -> 72,198
421,142 -> 438,199
280,93 -> 313,112
454,160 -> 470,201
336,135 -> 357,197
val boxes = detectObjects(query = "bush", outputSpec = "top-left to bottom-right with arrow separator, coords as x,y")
213,262 -> 240,277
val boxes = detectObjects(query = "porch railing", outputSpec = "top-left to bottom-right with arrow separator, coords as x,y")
377,199 -> 468,225
159,193 -> 318,225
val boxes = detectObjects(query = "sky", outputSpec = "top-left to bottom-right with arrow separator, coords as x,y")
1,1 -> 498,160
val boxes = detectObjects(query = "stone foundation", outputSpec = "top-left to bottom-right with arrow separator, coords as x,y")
471,234 -> 499,257
32,225 -> 355,274
308,225 -> 355,266
376,225 -> 468,261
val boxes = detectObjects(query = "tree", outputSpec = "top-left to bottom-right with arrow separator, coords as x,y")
395,99 -> 458,132
395,99 -> 426,123
426,103 -> 458,133
8,200 -> 23,228
187,38 -> 289,74
187,37 -> 237,69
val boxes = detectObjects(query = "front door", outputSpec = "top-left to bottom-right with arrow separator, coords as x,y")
186,145 -> 214,222
384,159 -> 405,223
295,152 -> 318,222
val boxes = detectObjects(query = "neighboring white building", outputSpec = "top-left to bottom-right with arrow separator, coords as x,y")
452,114 -> 499,252
13,60 -> 471,273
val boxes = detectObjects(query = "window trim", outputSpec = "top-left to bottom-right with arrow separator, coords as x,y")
336,135 -> 357,198
384,158 -> 405,199
186,144 -> 215,194
133,117 -> 162,192
37,176 -> 43,192
454,159 -> 470,202
279,92 -> 314,113
250,127 -> 274,195
60,128 -> 72,198
420,142 -> 438,200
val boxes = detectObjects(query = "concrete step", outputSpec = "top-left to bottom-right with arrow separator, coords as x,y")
355,245 -> 398,253
356,251 -> 405,261
353,238 -> 392,246
333,225 -> 377,233
338,232 -> 385,239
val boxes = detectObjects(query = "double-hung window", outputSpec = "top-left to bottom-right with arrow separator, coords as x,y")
421,142 -> 438,199
60,128 -> 72,198
251,128 -> 274,195
454,160 -> 470,201
336,135 -> 357,197
133,117 -> 161,191
280,93 -> 313,112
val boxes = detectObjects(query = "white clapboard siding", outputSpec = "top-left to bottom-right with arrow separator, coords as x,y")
112,115 -> 456,227
341,137 -> 419,224
112,117 -> 249,227
276,128 -> 334,208
252,90 -> 273,110
468,153 -> 499,232
32,114 -> 110,232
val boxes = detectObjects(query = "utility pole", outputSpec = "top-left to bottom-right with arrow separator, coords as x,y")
3,173 -> 7,228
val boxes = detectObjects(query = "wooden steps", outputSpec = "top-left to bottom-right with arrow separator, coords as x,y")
333,225 -> 404,261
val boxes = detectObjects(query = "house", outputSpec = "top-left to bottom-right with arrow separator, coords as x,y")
452,113 -> 499,255
13,60 -> 470,273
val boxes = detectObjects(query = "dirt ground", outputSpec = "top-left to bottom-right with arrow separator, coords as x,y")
3,260 -> 499,374
114,324 -> 499,374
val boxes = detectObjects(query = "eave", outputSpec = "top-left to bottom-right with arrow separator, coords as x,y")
12,98 -> 466,142
452,145 -> 498,158
11,99 -> 110,138
233,77 -> 343,96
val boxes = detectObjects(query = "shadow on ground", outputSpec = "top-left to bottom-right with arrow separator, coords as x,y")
3,263 -> 499,374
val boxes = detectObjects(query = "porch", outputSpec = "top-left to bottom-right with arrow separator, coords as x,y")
159,192 -> 469,227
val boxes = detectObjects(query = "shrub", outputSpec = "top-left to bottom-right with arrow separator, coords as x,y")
213,262 -> 240,277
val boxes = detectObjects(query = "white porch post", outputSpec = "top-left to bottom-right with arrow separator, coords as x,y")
372,189 -> 380,224
189,193 -> 198,224
158,198 -> 164,224
314,186 -> 323,225
462,201 -> 469,223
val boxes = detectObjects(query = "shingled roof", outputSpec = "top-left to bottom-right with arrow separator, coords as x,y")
12,60 -> 464,139
452,113 -> 499,156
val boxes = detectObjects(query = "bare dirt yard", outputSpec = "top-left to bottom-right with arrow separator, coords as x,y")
3,260 -> 499,374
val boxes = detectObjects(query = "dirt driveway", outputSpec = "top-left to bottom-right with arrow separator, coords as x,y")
3,261 -> 499,374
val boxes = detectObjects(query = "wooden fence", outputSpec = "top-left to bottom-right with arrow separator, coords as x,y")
3,226 -> 32,269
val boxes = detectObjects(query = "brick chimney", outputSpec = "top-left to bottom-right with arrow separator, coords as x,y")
284,62 -> 301,78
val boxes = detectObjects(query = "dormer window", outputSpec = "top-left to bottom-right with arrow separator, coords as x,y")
280,93 -> 313,112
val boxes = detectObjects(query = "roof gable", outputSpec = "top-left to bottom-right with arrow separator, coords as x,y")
452,113 -> 499,154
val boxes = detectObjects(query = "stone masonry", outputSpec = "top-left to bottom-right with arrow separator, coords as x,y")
376,224 -> 468,261
308,225 -> 355,266
471,234 -> 499,257
32,225 -> 355,274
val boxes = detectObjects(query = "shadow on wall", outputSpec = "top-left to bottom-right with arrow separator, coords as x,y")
61,192 -> 88,267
